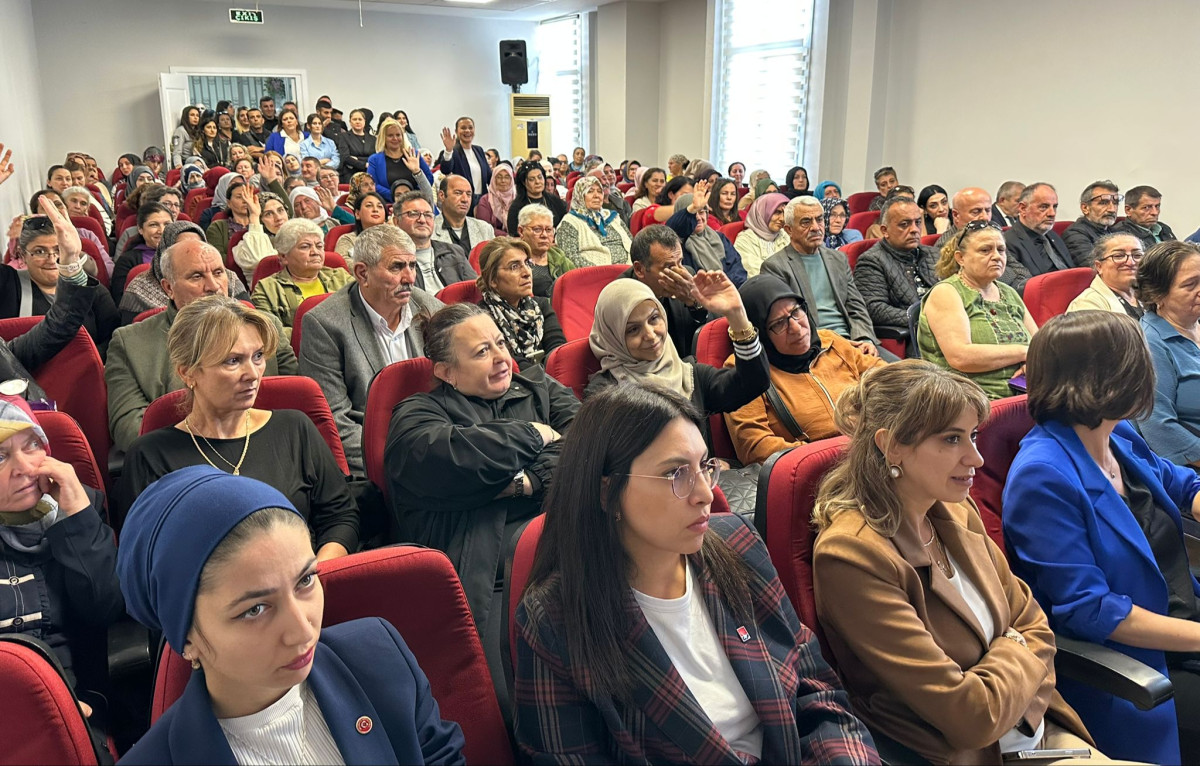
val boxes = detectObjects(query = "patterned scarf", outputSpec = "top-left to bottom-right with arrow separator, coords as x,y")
569,176 -> 619,237
481,289 -> 544,361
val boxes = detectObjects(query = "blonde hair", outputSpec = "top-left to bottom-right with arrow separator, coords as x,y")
375,118 -> 409,154
812,360 -> 990,537
168,296 -> 279,409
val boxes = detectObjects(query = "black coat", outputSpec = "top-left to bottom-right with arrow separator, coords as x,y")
0,265 -> 119,359
336,131 -> 374,182
853,239 -> 940,334
1061,217 -> 1112,265
1001,222 -> 1081,295
1113,219 -> 1177,251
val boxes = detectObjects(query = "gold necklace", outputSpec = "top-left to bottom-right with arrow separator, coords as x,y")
184,411 -> 251,475
925,517 -> 954,579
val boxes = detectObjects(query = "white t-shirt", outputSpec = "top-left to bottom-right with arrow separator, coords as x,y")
633,561 -> 764,760
218,682 -> 344,765
415,246 -> 444,291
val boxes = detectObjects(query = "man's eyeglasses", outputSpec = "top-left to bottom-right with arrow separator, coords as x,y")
955,219 -> 1002,248
502,259 -> 534,273
1088,194 -> 1123,206
525,226 -> 554,236
399,211 -> 435,221
617,458 -> 722,499
767,304 -> 807,335
1098,250 -> 1144,264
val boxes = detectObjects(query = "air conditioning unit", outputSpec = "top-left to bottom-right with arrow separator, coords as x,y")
509,94 -> 551,160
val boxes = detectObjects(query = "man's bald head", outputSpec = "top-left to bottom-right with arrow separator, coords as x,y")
160,239 -> 229,308
951,187 -> 994,228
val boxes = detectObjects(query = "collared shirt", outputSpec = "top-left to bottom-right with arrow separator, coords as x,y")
299,136 -> 340,170
359,293 -> 414,366
1139,311 -> 1200,465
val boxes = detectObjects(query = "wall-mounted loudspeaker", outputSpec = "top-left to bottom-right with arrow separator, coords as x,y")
500,40 -> 529,92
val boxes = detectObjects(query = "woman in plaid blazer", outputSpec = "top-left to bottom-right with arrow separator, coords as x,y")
514,382 -> 878,765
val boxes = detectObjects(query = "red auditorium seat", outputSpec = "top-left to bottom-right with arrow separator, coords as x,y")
971,394 -> 1033,552
126,263 -> 152,287
1022,267 -> 1093,326
139,375 -> 350,475
363,358 -> 437,498
251,251 -> 348,290
469,240 -> 490,273
86,206 -> 105,230
0,635 -> 102,765
70,216 -> 105,247
35,411 -> 105,494
1051,220 -> 1072,237
78,240 -> 109,288
165,168 -> 181,187
551,263 -> 627,342
846,191 -> 877,215
436,280 -> 482,305
617,181 -> 633,193
629,207 -> 652,236
920,233 -> 942,247
324,223 -> 354,253
839,238 -> 878,270
133,306 -> 165,323
175,212 -> 192,222
154,546 -> 514,764
544,338 -> 599,399
291,292 -> 334,358
846,210 -> 879,236
694,318 -> 740,461
183,188 -> 205,219
188,195 -> 213,222
720,220 -> 745,244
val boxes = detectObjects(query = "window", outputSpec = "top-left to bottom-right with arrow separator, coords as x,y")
712,0 -> 816,180
187,75 -> 297,111
534,14 -> 587,157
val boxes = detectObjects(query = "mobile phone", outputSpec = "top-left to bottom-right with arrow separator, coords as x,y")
1005,747 -> 1091,760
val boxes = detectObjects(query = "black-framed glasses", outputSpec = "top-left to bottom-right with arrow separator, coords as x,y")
1098,249 -> 1144,264
955,219 -> 1001,248
617,458 -> 722,499
767,304 -> 807,335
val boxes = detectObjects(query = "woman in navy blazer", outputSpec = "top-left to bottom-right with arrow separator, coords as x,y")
1004,311 -> 1200,765
436,117 -> 491,211
117,466 -> 465,765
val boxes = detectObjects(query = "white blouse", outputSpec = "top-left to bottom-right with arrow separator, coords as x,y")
218,682 -> 344,765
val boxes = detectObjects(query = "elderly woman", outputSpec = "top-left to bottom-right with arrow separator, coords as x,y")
334,192 -> 388,260
112,202 -> 174,303
737,172 -> 772,213
822,197 -> 861,250
918,220 -> 1037,399
1067,233 -> 1145,317
508,162 -> 568,233
343,171 -> 377,211
515,203 -> 575,298
555,176 -> 632,267
724,274 -> 885,465
475,161 -> 516,234
289,186 -> 350,235
1136,240 -> 1200,466
663,183 -> 747,287
1004,312 -> 1200,763
252,219 -> 353,340
735,191 -> 789,278
60,186 -> 113,265
815,180 -> 842,200
368,118 -> 436,204
515,383 -> 878,764
385,302 -> 580,692
475,237 -> 565,367
117,466 -> 464,764
117,296 -> 359,560
812,360 -> 1101,764
918,184 -> 951,236
231,188 -> 291,277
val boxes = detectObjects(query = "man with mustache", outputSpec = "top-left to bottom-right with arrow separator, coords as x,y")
299,225 -> 443,475
1063,180 -> 1121,264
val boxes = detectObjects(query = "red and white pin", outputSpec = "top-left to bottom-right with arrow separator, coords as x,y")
356,716 -> 373,735
736,626 -> 751,643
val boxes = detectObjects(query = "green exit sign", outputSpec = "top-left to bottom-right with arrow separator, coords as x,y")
229,8 -> 264,23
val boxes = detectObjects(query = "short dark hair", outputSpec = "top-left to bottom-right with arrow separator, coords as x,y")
1136,240 -> 1200,312
880,195 -> 919,226
137,202 -> 171,227
1080,180 -> 1118,205
259,96 -> 274,105
1126,185 -> 1162,208
46,164 -> 66,181
1088,232 -> 1142,268
395,190 -> 429,211
629,224 -> 679,267
421,302 -> 488,366
1027,312 -> 1154,428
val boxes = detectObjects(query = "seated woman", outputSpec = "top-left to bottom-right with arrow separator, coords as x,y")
823,197 -> 862,249
117,296 -> 359,559
367,118 -> 435,204
783,166 -> 810,198
474,161 -> 515,234
1132,241 -> 1200,466
334,192 -> 388,260
1005,311 -> 1200,764
815,180 -> 842,200
555,176 -> 632,267
289,185 -> 353,235
475,237 -> 565,367
1067,233 -> 1144,317
203,174 -> 253,257
252,218 -> 353,341
507,162 -> 568,233
117,466 -> 465,765
812,360 -> 1100,764
231,189 -> 291,277
662,182 -> 746,287
918,220 -> 1036,399
112,202 -> 173,304
515,203 -> 575,298
708,176 -> 741,226
629,166 -> 666,214
918,184 -> 951,236
644,176 -> 694,225
724,274 -> 885,465
342,171 -> 377,212
734,191 -> 789,278
586,277 -> 769,444
737,173 -> 776,213
515,382 -> 878,764
385,302 -> 579,691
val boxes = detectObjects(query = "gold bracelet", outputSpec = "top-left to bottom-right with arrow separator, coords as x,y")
727,325 -> 758,343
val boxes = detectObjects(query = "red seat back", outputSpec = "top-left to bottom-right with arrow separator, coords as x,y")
127,263 -> 153,286
250,251 -> 349,290
720,220 -> 745,244
292,293 -> 335,358
846,210 -> 879,235
133,306 -> 165,323
544,338 -> 600,399
616,181 -> 633,193
1051,220 -> 1072,237
468,240 -> 490,274
203,166 -> 229,193
0,636 -> 99,765
363,358 -> 437,497
78,240 -> 109,288
839,238 -> 878,270
846,191 -> 877,216
154,546 -> 513,764
694,318 -> 738,460
551,264 -> 627,342
629,207 -> 652,235
324,223 -> 354,253
436,280 -> 482,305
920,233 -> 941,247
184,188 -> 205,219
70,216 -> 105,246
970,394 -> 1033,552
0,318 -> 109,490
139,376 -> 350,475
1022,267 -> 1093,326
35,411 -> 104,494
165,168 -> 181,187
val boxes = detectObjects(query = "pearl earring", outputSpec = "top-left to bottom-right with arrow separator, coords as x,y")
888,464 -> 904,479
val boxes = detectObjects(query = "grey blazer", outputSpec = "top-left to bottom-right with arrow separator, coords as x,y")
760,245 -> 878,344
298,282 -> 444,475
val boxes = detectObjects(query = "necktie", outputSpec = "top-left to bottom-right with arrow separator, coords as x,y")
1040,235 -> 1070,271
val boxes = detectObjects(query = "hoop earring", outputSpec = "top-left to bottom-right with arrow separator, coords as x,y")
888,464 -> 904,479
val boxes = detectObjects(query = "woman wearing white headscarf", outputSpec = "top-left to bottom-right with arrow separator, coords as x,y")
554,176 -> 632,267
288,185 -> 353,234
475,161 -> 516,234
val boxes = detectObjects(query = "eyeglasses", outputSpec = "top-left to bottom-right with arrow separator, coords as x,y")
25,248 -> 60,261
955,219 -> 1002,248
1098,249 -> 1144,264
828,213 -> 848,221
767,304 -> 807,335
525,226 -> 554,236
502,258 -> 534,273
400,211 -> 434,221
617,458 -> 722,499
21,216 -> 54,234
1088,194 -> 1123,206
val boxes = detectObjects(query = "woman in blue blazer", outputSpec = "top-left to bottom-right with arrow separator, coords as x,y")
368,118 -> 436,203
1003,311 -> 1200,765
116,466 -> 465,765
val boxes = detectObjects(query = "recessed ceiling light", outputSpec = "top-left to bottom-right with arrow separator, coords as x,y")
444,0 -> 495,4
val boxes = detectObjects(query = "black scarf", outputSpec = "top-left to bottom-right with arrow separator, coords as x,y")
740,274 -> 821,374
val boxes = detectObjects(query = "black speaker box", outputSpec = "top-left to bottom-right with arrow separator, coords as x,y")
500,40 -> 529,87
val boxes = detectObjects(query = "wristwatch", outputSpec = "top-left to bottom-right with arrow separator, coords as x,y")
512,471 -> 526,497
727,325 -> 758,344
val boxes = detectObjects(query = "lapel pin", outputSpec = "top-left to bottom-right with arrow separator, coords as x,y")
356,716 -> 373,735
736,626 -> 751,643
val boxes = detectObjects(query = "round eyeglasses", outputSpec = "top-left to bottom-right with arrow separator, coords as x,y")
617,458 -> 722,499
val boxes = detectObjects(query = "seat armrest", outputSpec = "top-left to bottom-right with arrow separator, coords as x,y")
107,618 -> 151,682
1053,634 -> 1173,711
874,326 -> 910,341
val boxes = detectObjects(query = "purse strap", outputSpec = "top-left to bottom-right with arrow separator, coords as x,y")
764,383 -> 807,442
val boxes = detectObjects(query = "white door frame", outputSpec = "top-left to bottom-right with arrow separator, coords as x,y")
167,66 -> 310,113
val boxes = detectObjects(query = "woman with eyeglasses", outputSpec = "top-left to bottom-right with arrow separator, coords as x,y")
918,220 -> 1037,399
1066,234 -> 1145,317
724,274 -> 885,465
474,237 -> 565,368
822,197 -> 862,250
514,382 -> 878,764
514,204 -> 575,299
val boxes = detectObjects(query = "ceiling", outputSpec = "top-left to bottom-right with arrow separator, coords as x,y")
197,0 -> 663,22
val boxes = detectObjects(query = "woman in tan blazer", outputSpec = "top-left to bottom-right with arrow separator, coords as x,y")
811,360 -> 1102,765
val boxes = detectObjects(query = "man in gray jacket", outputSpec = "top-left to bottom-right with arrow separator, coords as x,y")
298,225 -> 443,475
392,191 -> 476,292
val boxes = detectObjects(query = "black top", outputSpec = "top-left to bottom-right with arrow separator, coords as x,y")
117,410 -> 360,551
336,131 -> 374,181
507,194 -> 568,235
0,265 -> 120,359
1122,466 -> 1200,621
531,262 -> 554,299
234,129 -> 268,148
384,155 -> 421,196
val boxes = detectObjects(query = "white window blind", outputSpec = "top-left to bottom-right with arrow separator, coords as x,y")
534,14 -> 586,157
713,0 -> 815,180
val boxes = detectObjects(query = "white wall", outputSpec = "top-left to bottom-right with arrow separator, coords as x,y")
0,0 -> 48,221
656,0 -> 709,165
29,0 -> 535,174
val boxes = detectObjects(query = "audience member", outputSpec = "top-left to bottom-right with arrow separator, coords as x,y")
664,186 -> 746,285
646,176 -> 695,225
259,95 -> 279,133
630,166 -> 667,214
289,185 -> 352,234
814,180 -> 842,200
435,117 -> 491,211
992,180 -> 1024,228
623,225 -> 710,357
864,184 -> 917,241
251,218 -> 353,339
667,153 -> 688,179
474,160 -> 515,233
855,196 -> 940,341
917,184 -> 950,236
170,106 -> 201,169
205,175 -> 259,258
475,237 -> 565,367
1116,185 -> 1177,249
112,183 -> 181,263
299,225 -> 443,475
342,171 -> 377,211
393,109 -> 421,151
934,187 -> 994,249
119,221 -> 247,324
391,191 -> 474,293
685,159 -> 719,187
734,191 -> 789,277
333,191 -> 387,260
299,156 -> 321,188
116,466 -> 464,764
724,274 -> 885,465
1063,180 -> 1121,262
106,240 -> 294,452
555,176 -> 631,266
868,166 -> 899,211
433,174 -> 495,254
727,161 -> 746,186
516,203 -> 574,298
1005,311 -> 1198,764
233,108 -> 268,159
369,119 -> 437,206
588,164 -> 633,224
761,196 -> 882,356
508,161 -> 567,232
335,108 -> 373,183
822,197 -> 862,249
1066,233 -> 1145,317
783,166 -> 810,198
194,116 -> 230,170
15,189 -> 111,281
112,202 -> 173,303
299,113 -> 340,170
265,110 -> 306,159
231,166 -> 292,276
813,360 -> 1098,764
918,221 -> 1036,399
515,383 -> 878,765
1002,182 -> 1081,295
708,176 -> 741,225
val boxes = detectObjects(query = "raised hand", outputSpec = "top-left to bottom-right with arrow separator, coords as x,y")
0,144 -> 13,187
403,145 -> 421,173
245,186 -> 261,220
689,178 -> 712,214
441,126 -> 455,152
257,155 -> 278,185
314,185 -> 336,213
37,195 -> 81,264
691,270 -> 744,319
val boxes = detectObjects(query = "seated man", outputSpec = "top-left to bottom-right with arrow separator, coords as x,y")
761,196 -> 884,358
106,240 -> 297,452
621,225 -> 709,358
933,187 -> 993,249
1000,182 -> 1082,295
300,156 -> 322,188
1062,180 -> 1120,263
991,180 -> 1024,228
855,196 -> 940,339
299,225 -> 443,475
867,166 -> 899,211
1115,184 -> 1176,249
392,191 -> 476,293
432,174 -> 495,254
863,185 -> 914,239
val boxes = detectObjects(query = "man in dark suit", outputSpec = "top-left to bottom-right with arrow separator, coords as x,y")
1062,180 -> 1120,263
622,225 -> 709,358
1115,184 -> 1177,250
1001,182 -> 1084,296
991,180 -> 1024,228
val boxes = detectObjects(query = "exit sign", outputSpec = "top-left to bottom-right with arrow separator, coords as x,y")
229,8 -> 264,23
